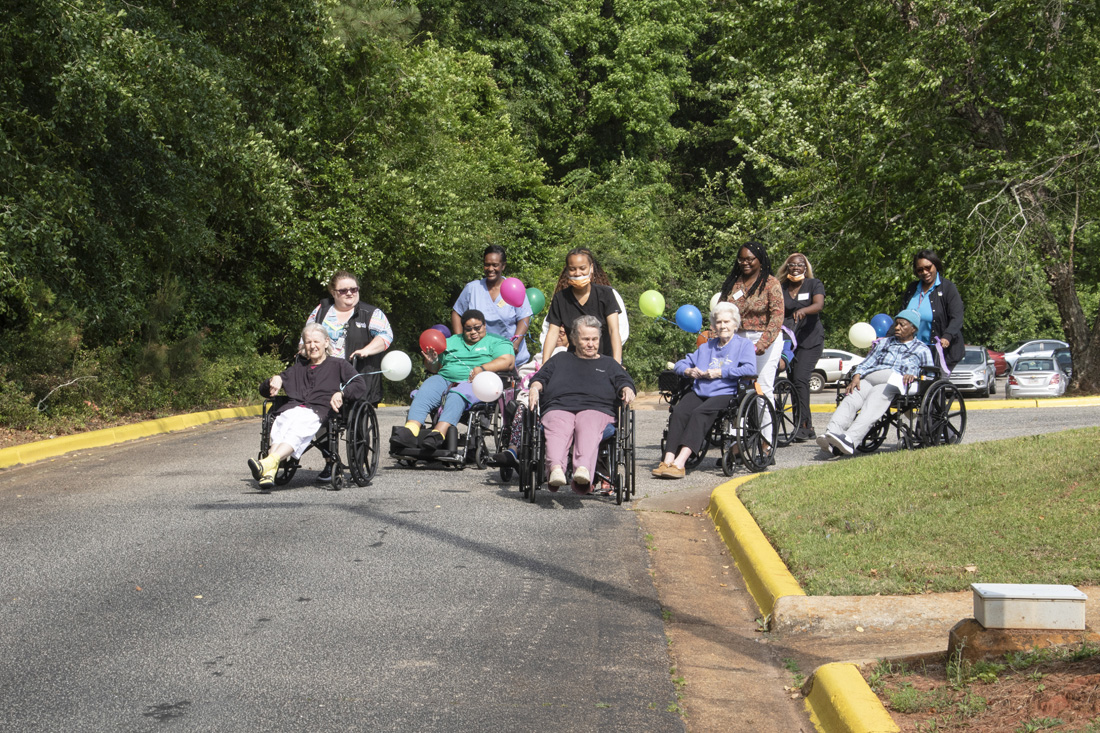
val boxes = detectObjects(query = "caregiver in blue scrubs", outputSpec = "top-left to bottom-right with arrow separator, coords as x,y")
451,244 -> 533,366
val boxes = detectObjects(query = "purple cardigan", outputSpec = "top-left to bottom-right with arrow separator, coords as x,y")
674,335 -> 757,398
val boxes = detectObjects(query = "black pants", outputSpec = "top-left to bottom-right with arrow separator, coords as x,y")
788,342 -> 823,431
666,392 -> 737,456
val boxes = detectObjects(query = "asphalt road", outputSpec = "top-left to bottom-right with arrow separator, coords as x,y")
1,399 -> 1097,732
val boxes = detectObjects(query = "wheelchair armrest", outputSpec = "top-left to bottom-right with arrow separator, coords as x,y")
737,376 -> 758,391
919,365 -> 943,381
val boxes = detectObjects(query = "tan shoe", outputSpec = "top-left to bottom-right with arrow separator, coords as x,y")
660,464 -> 686,479
651,462 -> 671,477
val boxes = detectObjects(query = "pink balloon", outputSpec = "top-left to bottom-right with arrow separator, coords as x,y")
500,277 -> 526,308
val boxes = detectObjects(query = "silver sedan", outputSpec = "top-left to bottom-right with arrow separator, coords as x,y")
1005,357 -> 1067,398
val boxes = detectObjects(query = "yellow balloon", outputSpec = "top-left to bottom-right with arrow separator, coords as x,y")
639,290 -> 665,318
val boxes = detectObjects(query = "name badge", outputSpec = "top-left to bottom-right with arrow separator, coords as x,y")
732,290 -> 744,300
797,293 -> 809,301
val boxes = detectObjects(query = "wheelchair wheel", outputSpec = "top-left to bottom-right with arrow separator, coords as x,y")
615,405 -> 635,505
344,402 -> 379,487
488,403 -> 504,455
772,378 -> 799,448
473,442 -> 488,470
719,433 -> 737,477
736,393 -> 777,473
857,418 -> 890,454
920,381 -> 967,447
518,406 -> 540,502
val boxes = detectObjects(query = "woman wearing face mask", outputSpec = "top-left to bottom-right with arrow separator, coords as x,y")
540,248 -> 623,365
900,249 -> 964,371
776,253 -> 825,442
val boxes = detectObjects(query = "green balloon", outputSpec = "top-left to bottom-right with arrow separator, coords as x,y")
639,290 -> 665,318
526,287 -> 546,314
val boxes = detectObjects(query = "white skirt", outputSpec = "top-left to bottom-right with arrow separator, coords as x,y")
270,406 -> 323,459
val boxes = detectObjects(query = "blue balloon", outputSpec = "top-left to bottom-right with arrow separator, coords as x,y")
675,304 -> 703,334
870,313 -> 894,338
431,324 -> 452,338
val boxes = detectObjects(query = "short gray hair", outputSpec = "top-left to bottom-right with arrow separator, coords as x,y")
569,315 -> 603,343
300,322 -> 334,356
709,301 -> 741,331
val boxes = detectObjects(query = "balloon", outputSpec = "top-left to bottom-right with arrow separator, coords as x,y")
419,328 -> 447,355
675,304 -> 703,334
380,351 -> 412,381
431,324 -> 451,338
500,277 -> 526,308
709,292 -> 723,311
639,290 -> 665,318
471,370 -> 504,402
870,313 -> 894,338
848,322 -> 876,349
525,287 -> 546,314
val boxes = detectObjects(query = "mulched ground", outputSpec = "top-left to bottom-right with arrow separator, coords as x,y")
866,655 -> 1100,731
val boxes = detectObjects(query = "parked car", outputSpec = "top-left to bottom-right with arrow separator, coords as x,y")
808,349 -> 864,393
949,346 -> 997,397
1002,339 -> 1069,369
1005,357 -> 1066,398
1052,347 -> 1073,381
986,347 -> 1008,377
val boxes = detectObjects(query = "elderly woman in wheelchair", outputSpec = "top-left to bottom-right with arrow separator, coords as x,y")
390,309 -> 515,455
528,315 -> 635,494
248,324 -> 367,490
653,302 -> 757,479
819,309 -> 933,456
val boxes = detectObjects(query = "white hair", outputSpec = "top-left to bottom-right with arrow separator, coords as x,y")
709,301 -> 741,331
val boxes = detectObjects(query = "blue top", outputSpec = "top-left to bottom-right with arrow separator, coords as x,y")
674,336 -> 757,398
453,279 -> 533,366
854,337 -> 933,379
905,273 -> 940,345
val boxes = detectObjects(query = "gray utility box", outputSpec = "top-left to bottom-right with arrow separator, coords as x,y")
971,583 -> 1087,630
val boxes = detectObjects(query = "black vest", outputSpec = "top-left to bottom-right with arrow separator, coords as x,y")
313,299 -> 383,405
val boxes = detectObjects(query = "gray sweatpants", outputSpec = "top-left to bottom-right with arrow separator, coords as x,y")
826,369 -> 900,445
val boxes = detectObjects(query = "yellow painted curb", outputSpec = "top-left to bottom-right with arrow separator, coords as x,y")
0,404 -> 264,469
805,663 -> 899,733
707,475 -> 805,618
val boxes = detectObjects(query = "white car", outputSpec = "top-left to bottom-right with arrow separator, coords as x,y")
809,349 -> 864,393
1005,357 -> 1067,398
949,345 -> 997,397
1003,339 -> 1068,369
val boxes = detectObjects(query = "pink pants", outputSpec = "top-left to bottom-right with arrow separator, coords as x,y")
542,409 -> 614,478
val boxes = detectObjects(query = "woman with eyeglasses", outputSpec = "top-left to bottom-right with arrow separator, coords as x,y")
450,244 -> 533,366
390,309 -> 515,453
719,241 -> 784,458
900,249 -> 964,371
776,253 -> 826,442
304,271 -> 394,480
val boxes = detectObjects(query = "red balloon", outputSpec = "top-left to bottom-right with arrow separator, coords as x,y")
419,328 -> 447,354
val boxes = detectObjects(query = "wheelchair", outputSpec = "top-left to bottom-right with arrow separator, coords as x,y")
516,400 -> 635,505
388,373 -> 516,470
258,396 -> 379,490
657,371 -> 777,476
833,366 -> 966,452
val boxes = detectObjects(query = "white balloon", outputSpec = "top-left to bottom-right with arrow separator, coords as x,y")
471,370 -> 504,402
848,322 -> 877,349
380,350 -> 412,381
709,292 -> 722,311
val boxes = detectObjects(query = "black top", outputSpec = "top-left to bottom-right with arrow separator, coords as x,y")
546,284 -> 621,358
313,298 -> 384,405
531,352 -> 635,417
899,278 -> 965,369
781,278 -> 825,351
261,356 -> 366,422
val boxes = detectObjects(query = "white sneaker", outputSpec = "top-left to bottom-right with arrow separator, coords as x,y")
548,466 -> 567,488
826,431 -> 855,456
815,434 -> 831,452
572,465 -> 590,486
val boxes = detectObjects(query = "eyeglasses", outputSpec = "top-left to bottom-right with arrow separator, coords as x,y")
463,323 -> 485,332
914,266 -> 934,274
737,256 -> 757,264
336,287 -> 359,295
788,261 -> 807,269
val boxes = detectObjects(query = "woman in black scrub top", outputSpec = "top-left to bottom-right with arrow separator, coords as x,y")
776,253 -> 825,442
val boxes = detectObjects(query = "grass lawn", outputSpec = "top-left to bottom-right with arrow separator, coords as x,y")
738,428 -> 1100,595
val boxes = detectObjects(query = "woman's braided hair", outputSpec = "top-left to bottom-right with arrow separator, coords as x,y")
719,240 -> 772,301
553,248 -> 612,294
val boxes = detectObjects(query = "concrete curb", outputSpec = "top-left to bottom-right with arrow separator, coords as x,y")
0,405 -> 264,469
706,475 -> 805,618
708,476 -> 898,733
804,663 -> 900,733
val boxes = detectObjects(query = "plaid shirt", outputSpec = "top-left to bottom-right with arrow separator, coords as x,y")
854,337 -> 933,379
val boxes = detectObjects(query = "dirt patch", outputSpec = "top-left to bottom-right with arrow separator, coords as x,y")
865,652 -> 1100,732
